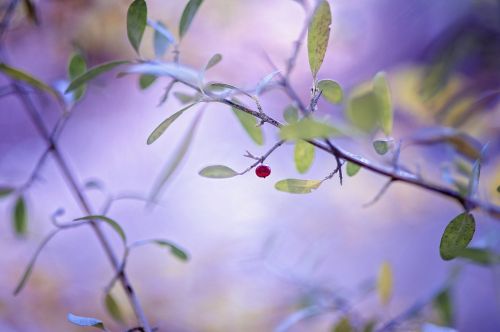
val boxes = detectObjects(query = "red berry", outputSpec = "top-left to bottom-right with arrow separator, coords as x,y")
255,165 -> 271,178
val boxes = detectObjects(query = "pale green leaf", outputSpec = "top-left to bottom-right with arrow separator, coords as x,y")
346,89 -> 379,133
433,288 -> 453,326
65,60 -> 129,93
283,105 -> 299,123
104,293 -> 124,323
455,247 -> 500,265
332,317 -> 353,332
377,261 -> 393,305
147,103 -> 198,145
294,140 -> 315,174
275,179 -> 322,194
205,53 -> 222,71
372,72 -> 393,135
373,139 -> 391,155
139,74 -> 157,90
179,0 -> 204,39
67,313 -> 105,330
199,165 -> 239,178
439,212 -> 475,260
173,92 -> 199,104
307,0 -> 331,78
318,79 -> 343,104
68,52 -> 87,101
232,107 -> 264,145
152,240 -> 189,261
127,0 -> 147,53
280,118 -> 341,141
0,63 -> 59,98
75,215 -> 126,243
346,162 -> 361,177
13,196 -> 27,236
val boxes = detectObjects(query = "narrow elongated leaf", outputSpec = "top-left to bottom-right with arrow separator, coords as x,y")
294,140 -> 315,174
346,162 -> 361,177
433,288 -> 453,326
307,0 -> 331,78
13,196 -> 27,236
68,53 -> 87,101
377,261 -> 393,305
151,240 -> 189,261
283,105 -> 299,123
179,0 -> 204,39
455,247 -> 500,265
318,79 -> 343,104
232,107 -> 264,145
65,60 -> 129,93
275,179 -> 322,194
205,53 -> 222,71
75,215 -> 126,243
467,159 -> 480,198
67,313 -> 105,330
127,0 -> 147,53
280,118 -> 341,141
0,63 -> 59,98
199,165 -> 239,178
333,317 -> 353,332
439,212 -> 475,260
372,72 -> 393,135
151,21 -> 173,58
139,74 -> 157,89
0,186 -> 14,199
147,103 -> 198,145
104,293 -> 124,323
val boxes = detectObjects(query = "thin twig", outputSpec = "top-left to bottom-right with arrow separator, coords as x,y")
239,140 -> 285,175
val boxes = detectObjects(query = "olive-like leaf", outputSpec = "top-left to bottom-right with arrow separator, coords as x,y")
275,179 -> 322,194
74,215 -> 126,243
13,196 -> 27,236
127,0 -> 147,53
147,103 -> 198,145
294,140 -> 315,174
372,72 -> 393,135
204,53 -> 222,71
68,52 -> 87,101
454,247 -> 500,265
104,293 -> 124,323
179,0 -> 204,39
333,317 -> 354,332
346,162 -> 361,177
0,186 -> 14,199
232,107 -> 264,145
151,240 -> 189,261
139,74 -> 157,90
377,261 -> 393,305
0,63 -> 59,98
433,288 -> 453,326
317,79 -> 343,104
149,20 -> 174,58
280,118 -> 342,141
373,139 -> 392,155
199,165 -> 239,179
67,313 -> 105,330
307,0 -> 331,78
65,60 -> 129,93
439,212 -> 475,260
283,105 -> 299,124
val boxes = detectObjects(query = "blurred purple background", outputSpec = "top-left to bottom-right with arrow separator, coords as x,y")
1,0 -> 499,331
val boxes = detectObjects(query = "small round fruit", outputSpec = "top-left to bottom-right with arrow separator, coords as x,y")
255,165 -> 271,178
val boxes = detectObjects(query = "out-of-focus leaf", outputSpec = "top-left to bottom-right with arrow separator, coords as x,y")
377,261 -> 393,305
13,196 -> 27,236
346,88 -> 379,133
147,103 -> 198,145
0,186 -> 14,199
346,162 -> 361,177
467,159 -> 480,198
294,140 -> 315,174
199,165 -> 239,178
74,215 -> 126,243
232,106 -> 264,145
433,288 -> 453,326
275,179 -> 322,194
0,63 -> 59,98
104,293 -> 124,323
280,118 -> 342,141
332,317 -> 353,332
439,212 -> 475,260
283,105 -> 299,123
68,53 -> 87,101
67,313 -> 105,330
149,112 -> 203,202
151,240 -> 189,261
22,0 -> 39,25
173,92 -> 199,104
372,72 -> 393,135
255,70 -> 280,95
455,247 -> 500,265
149,20 -> 174,58
179,0 -> 204,39
362,320 -> 377,332
65,60 -> 129,93
139,74 -> 157,90
204,53 -> 222,71
128,62 -> 200,87
307,0 -> 331,78
318,79 -> 343,104
373,139 -> 392,155
127,0 -> 147,53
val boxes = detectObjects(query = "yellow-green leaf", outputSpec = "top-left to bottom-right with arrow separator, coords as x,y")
147,103 -> 198,145
232,107 -> 264,145
372,72 -> 393,135
275,179 -> 322,194
152,240 -> 189,261
199,165 -> 239,178
373,139 -> 392,155
439,212 -> 475,260
0,63 -> 59,98
332,317 -> 353,332
294,140 -> 315,174
283,105 -> 299,123
68,53 -> 87,101
377,261 -> 393,305
280,118 -> 341,141
75,215 -> 126,243
127,0 -> 147,53
346,162 -> 361,176
13,196 -> 27,236
318,79 -> 343,104
307,0 -> 331,78
104,293 -> 124,323
65,60 -> 129,93
179,0 -> 204,39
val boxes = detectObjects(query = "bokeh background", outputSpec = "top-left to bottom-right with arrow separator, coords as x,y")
1,0 -> 499,331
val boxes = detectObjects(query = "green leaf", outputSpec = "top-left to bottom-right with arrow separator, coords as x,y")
0,186 -> 14,199
372,72 -> 393,135
173,92 -> 199,104
280,118 -> 341,141
433,288 -> 453,326
362,320 -> 377,332
0,63 -> 59,98
232,106 -> 264,145
294,140 -> 315,174
439,212 -> 475,260
13,196 -> 27,236
139,74 -> 157,90
179,0 -> 204,39
455,247 -> 500,265
204,53 -> 222,71
275,179 -> 322,194
75,215 -> 126,243
332,317 -> 353,332
68,52 -> 87,101
127,0 -> 147,53
318,79 -> 343,104
377,261 -> 393,305
199,165 -> 239,178
373,139 -> 391,155
104,293 -> 124,323
149,20 -> 174,58
67,313 -> 105,330
152,240 -> 189,261
65,60 -> 129,93
346,89 -> 380,133
496,185 -> 500,193
307,0 -> 331,78
346,162 -> 361,177
147,103 -> 198,145
283,105 -> 299,123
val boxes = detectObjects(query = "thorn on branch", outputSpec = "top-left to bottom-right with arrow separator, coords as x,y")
363,179 -> 395,207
